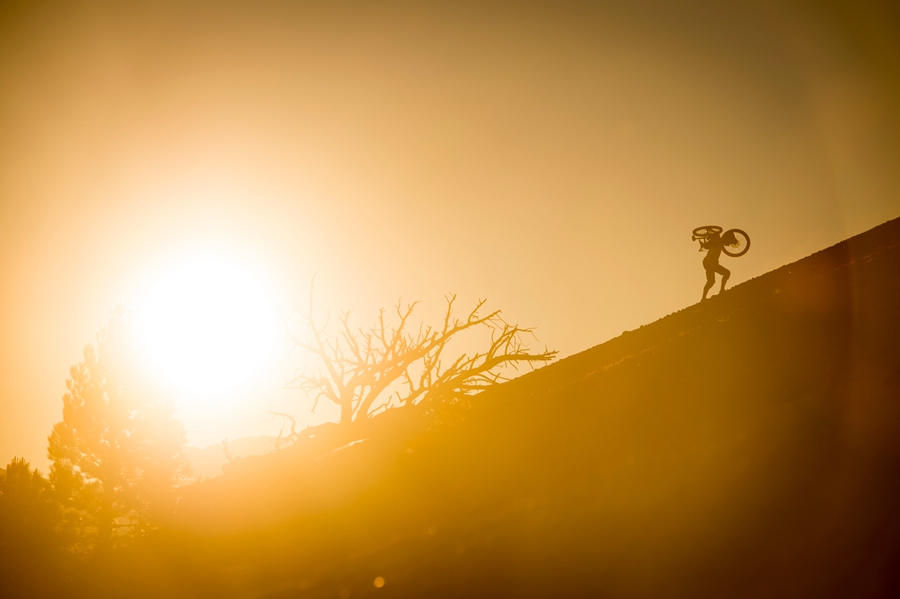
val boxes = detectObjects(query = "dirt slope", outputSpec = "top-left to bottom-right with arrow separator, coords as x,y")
124,217 -> 900,599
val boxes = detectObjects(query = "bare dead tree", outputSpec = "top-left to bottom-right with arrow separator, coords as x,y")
286,286 -> 557,426
267,411 -> 303,450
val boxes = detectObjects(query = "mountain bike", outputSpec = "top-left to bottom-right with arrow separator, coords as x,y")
692,225 -> 751,257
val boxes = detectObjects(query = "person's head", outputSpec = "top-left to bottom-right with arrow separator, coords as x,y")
708,231 -> 720,240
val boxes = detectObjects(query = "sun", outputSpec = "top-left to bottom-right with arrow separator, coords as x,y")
141,256 -> 276,396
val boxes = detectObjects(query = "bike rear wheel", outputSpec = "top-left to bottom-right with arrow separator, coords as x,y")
722,228 -> 750,257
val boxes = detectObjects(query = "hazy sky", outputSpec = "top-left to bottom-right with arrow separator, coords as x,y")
2,0 -> 898,467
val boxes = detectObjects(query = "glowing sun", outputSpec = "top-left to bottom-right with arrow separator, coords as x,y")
141,256 -> 276,396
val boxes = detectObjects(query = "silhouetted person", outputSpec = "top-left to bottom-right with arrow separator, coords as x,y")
701,231 -> 730,301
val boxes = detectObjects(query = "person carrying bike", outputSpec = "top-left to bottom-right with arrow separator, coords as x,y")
692,225 -> 750,302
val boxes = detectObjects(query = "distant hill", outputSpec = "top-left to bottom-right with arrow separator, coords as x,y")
122,217 -> 900,598
183,436 -> 276,480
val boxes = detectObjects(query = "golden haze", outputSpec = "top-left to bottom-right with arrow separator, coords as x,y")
0,1 -> 898,467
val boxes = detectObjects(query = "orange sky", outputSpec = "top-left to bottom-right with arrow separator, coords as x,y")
1,0 -> 898,467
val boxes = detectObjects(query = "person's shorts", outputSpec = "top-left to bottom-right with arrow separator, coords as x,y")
704,261 -> 729,282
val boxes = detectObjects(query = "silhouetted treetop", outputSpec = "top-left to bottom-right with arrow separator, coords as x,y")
0,457 -> 63,596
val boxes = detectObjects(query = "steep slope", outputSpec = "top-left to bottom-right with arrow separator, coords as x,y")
120,217 -> 900,599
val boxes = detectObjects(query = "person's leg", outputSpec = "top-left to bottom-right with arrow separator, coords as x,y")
716,264 -> 731,293
702,268 -> 716,301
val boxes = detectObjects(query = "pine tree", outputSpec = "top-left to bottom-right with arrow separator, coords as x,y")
47,305 -> 189,554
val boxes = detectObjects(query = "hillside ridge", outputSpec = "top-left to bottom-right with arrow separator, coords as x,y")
163,216 -> 900,599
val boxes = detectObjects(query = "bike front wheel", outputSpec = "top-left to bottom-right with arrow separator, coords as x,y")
722,228 -> 751,257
